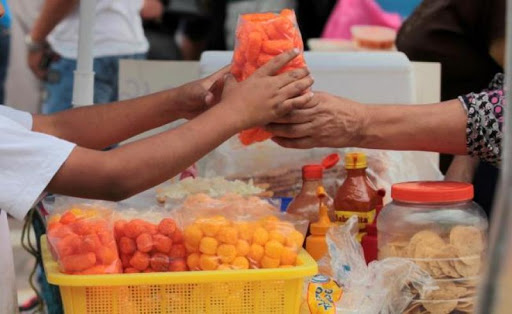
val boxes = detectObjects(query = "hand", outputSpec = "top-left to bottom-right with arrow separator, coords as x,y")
175,65 -> 230,119
217,49 -> 315,130
267,92 -> 368,149
28,49 -> 48,80
141,0 -> 164,21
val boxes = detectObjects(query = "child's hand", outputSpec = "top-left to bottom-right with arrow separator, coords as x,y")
218,49 -> 314,130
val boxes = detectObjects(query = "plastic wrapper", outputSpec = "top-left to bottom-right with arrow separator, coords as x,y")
230,9 -> 307,146
176,193 -> 308,270
113,207 -> 187,273
46,197 -> 122,275
302,216 -> 435,314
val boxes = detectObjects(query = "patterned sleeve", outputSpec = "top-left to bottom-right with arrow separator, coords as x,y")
458,73 -> 505,166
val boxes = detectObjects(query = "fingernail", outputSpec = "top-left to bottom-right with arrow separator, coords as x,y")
293,48 -> 300,54
309,92 -> 315,98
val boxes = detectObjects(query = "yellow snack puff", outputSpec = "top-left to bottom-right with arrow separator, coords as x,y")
253,227 -> 269,245
285,230 -> 304,249
217,264 -> 232,270
248,243 -> 265,263
187,253 -> 201,271
185,242 -> 199,253
236,222 -> 254,242
199,254 -> 219,271
269,230 -> 285,244
184,224 -> 203,246
199,216 -> 228,237
217,226 -> 238,245
217,244 -> 237,263
280,246 -> 298,266
199,237 -> 218,255
231,256 -> 250,270
261,255 -> 280,269
265,240 -> 284,259
236,240 -> 250,256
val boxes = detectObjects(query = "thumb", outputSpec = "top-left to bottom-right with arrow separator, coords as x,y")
223,73 -> 237,89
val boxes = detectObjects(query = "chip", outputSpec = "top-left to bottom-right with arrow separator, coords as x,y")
449,226 -> 484,265
407,231 -> 445,258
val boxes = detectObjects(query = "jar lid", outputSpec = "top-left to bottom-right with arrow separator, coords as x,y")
391,181 -> 474,203
302,165 -> 323,179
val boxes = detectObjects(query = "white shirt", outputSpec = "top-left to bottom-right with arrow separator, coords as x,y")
47,0 -> 149,59
0,106 -> 75,314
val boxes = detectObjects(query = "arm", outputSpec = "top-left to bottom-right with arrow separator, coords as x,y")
45,50 -> 315,200
32,66 -> 230,149
30,0 -> 78,43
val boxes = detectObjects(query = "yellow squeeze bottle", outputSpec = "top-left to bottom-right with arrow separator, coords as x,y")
305,186 -> 333,261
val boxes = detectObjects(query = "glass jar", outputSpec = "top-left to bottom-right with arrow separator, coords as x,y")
377,182 -> 488,314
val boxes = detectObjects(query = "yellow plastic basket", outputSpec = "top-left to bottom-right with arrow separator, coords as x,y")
42,236 -> 317,314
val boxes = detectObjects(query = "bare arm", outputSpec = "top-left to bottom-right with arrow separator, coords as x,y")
30,0 -> 78,42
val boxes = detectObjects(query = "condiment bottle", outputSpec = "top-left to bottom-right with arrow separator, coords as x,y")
305,186 -> 333,260
361,188 -> 385,263
287,154 -> 338,223
334,152 -> 379,231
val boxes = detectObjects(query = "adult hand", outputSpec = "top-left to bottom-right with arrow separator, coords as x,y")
141,0 -> 164,21
175,65 -> 231,119
267,92 -> 367,149
27,50 -> 48,80
217,49 -> 315,130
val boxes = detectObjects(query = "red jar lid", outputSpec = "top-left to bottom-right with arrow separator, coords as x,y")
303,165 -> 324,179
391,181 -> 474,203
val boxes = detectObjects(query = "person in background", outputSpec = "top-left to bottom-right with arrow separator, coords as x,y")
142,0 -> 182,60
0,0 -> 10,103
27,0 -> 148,114
396,0 -> 505,216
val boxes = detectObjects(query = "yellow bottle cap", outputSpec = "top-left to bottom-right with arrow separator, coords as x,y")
310,186 -> 332,235
344,152 -> 367,169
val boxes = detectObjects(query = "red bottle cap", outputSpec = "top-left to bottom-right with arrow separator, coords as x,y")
303,165 -> 324,180
392,181 -> 474,203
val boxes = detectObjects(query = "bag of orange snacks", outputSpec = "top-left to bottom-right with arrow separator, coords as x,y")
231,9 -> 307,146
46,199 -> 122,275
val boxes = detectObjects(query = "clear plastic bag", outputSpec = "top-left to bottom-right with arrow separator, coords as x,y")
113,207 -> 187,273
230,9 -> 307,145
302,216 -> 435,313
175,194 -> 308,270
45,197 -> 122,275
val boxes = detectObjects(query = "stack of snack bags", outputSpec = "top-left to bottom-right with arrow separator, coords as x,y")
231,9 -> 307,145
179,194 -> 308,271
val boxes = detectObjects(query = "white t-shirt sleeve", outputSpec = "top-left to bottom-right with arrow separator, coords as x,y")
0,115 -> 76,220
0,105 -> 33,129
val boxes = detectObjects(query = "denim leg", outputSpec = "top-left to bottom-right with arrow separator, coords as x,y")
42,58 -> 76,114
0,26 -> 10,104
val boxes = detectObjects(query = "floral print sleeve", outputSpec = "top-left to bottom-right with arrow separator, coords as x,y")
458,73 -> 505,166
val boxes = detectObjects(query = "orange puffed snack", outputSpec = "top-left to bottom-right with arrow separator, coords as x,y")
114,217 -> 188,273
46,206 -> 122,275
231,9 -> 307,146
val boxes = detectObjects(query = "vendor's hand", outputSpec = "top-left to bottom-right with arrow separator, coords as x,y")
218,49 -> 315,129
28,50 -> 48,80
176,65 -> 230,120
141,0 -> 164,21
267,92 -> 367,149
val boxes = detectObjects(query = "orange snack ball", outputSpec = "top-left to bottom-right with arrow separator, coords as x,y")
217,226 -> 238,245
153,234 -> 173,253
146,223 -> 158,235
231,256 -> 250,270
265,240 -> 284,259
95,245 -> 117,265
217,264 -> 232,271
199,254 -> 219,271
79,265 -> 108,275
247,244 -> 265,263
61,252 -> 96,273
130,251 -> 150,271
285,230 -> 304,249
199,216 -> 228,237
252,227 -> 269,246
184,224 -> 203,246
150,253 -> 170,272
124,267 -> 140,274
199,237 -> 218,255
261,256 -> 280,269
72,220 -> 93,235
186,253 -> 201,271
236,240 -> 250,257
124,219 -> 146,238
97,230 -> 114,246
171,229 -> 184,243
158,218 -> 177,237
236,222 -> 254,242
169,244 -> 187,259
136,233 -> 154,253
120,254 -> 131,268
169,258 -> 188,272
217,244 -> 237,264
56,234 -> 81,257
60,211 -> 77,225
48,223 -> 73,239
279,265 -> 294,269
119,237 -> 137,255
185,242 -> 199,254
280,247 -> 298,266
143,268 -> 154,273
114,219 -> 127,239
261,40 -> 294,55
269,230 -> 285,245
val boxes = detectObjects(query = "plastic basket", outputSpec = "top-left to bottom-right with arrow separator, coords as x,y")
42,236 -> 318,313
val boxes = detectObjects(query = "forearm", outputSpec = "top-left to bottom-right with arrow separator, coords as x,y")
34,89 -> 184,149
31,0 -> 78,42
47,103 -> 241,200
360,99 -> 467,154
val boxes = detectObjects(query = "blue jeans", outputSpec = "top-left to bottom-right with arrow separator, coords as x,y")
0,25 -> 10,104
42,54 -> 145,114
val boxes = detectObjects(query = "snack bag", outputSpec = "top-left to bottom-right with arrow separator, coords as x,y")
46,199 -> 122,275
114,208 -> 187,273
178,194 -> 308,271
231,9 -> 307,146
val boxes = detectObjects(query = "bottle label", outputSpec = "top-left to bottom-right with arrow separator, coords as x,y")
306,274 -> 343,314
335,209 -> 376,230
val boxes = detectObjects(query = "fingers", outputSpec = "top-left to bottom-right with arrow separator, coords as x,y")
272,136 -> 317,149
222,73 -> 238,91
277,76 -> 314,101
207,65 -> 231,83
205,76 -> 226,106
274,67 -> 311,88
266,121 -> 314,139
271,107 -> 316,124
272,92 -> 314,118
256,49 -> 300,76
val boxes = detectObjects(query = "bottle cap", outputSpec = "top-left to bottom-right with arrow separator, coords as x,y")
310,186 -> 332,235
344,152 -> 367,169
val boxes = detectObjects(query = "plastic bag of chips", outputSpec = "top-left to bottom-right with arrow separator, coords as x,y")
231,9 -> 307,145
